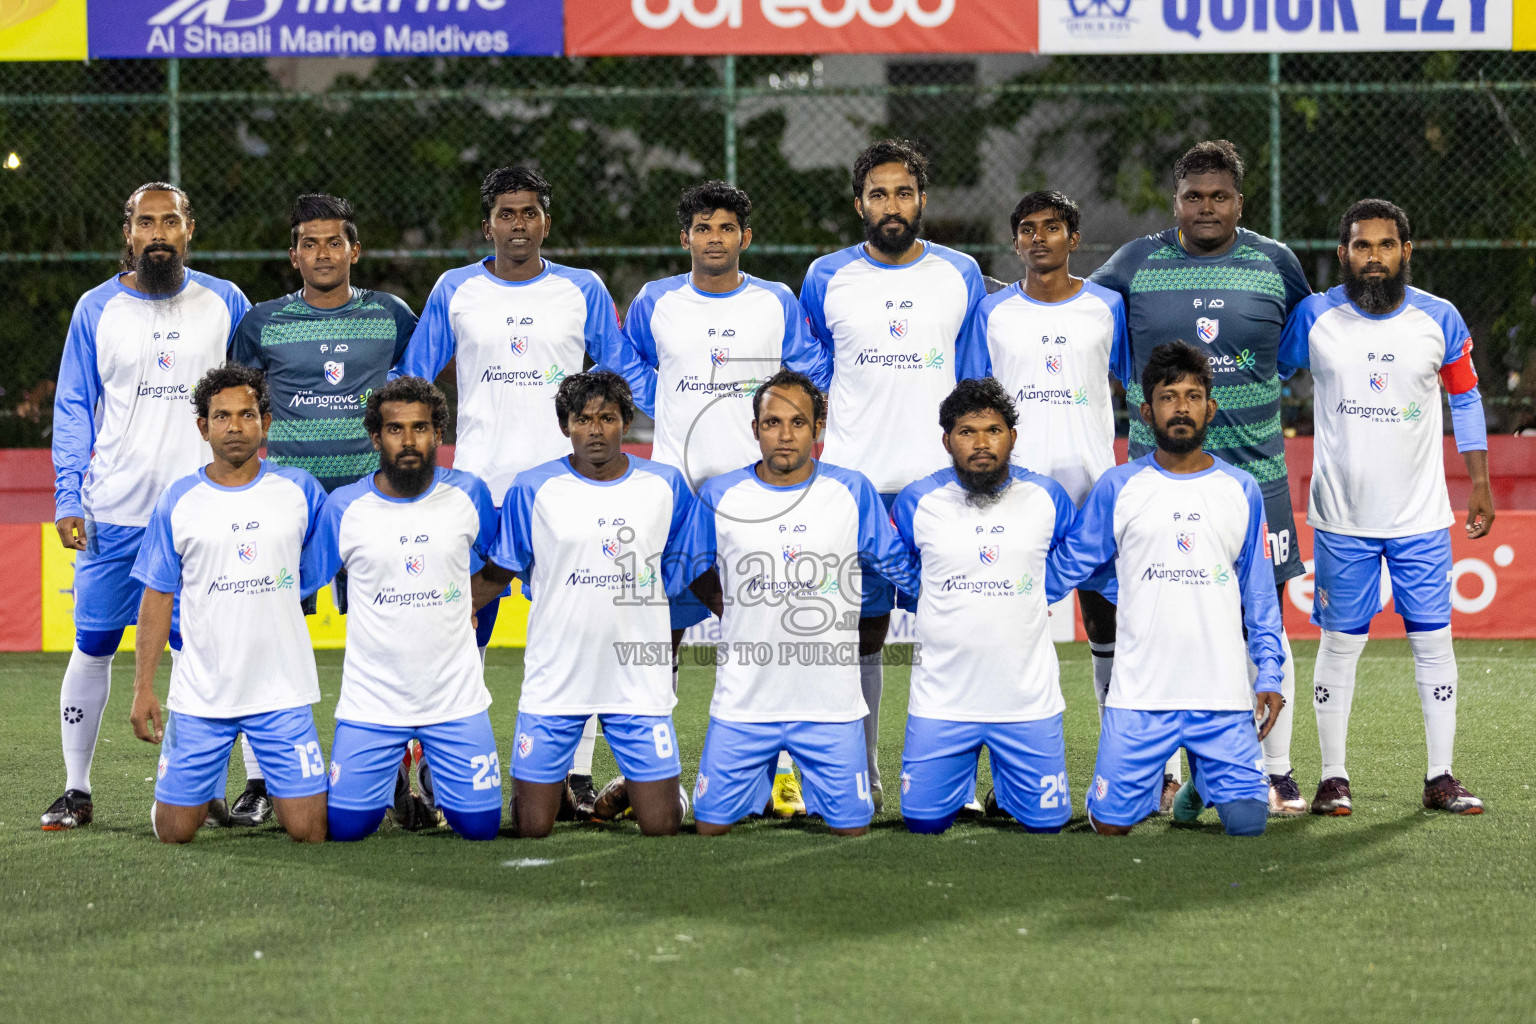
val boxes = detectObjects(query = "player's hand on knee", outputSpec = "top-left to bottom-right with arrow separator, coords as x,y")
130,690 -> 163,743
55,516 -> 86,551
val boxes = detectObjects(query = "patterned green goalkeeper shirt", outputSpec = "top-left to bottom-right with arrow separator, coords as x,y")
1090,227 -> 1311,486
231,288 -> 417,491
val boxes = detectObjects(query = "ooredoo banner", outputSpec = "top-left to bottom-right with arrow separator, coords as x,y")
88,0 -> 565,60
564,0 -> 1038,56
1040,0 -> 1513,54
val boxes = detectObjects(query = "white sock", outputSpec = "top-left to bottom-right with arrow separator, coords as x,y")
1314,629 -> 1368,781
775,749 -> 794,776
240,733 -> 264,782
1260,630 -> 1296,776
60,646 -> 114,794
859,652 -> 883,785
573,716 -> 598,777
150,801 -> 161,841
1089,642 -> 1114,716
1408,626 -> 1458,780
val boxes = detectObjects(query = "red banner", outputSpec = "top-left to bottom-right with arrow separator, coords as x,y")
565,0 -> 1037,55
0,524 -> 41,652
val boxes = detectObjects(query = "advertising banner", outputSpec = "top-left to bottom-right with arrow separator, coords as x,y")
565,0 -> 1038,56
1039,0 -> 1512,54
88,0 -> 564,60
0,0 -> 86,60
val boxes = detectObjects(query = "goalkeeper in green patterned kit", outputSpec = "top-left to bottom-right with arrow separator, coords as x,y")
227,193 -> 418,827
1090,141 -> 1313,819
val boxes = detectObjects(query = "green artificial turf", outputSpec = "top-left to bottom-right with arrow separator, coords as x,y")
1,641 -> 1532,1023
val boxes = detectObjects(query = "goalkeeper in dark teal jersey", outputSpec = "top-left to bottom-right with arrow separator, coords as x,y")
1090,141 -> 1312,818
227,194 -> 418,826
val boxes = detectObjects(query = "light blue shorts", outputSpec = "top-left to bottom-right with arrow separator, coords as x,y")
1086,707 -> 1266,827
156,706 -> 325,806
900,714 -> 1070,829
328,711 -> 502,814
1311,528 -> 1452,632
693,718 -> 873,829
511,712 -> 681,784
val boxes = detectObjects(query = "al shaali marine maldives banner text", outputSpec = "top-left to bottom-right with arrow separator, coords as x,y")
1040,0 -> 1512,53
88,0 -> 564,59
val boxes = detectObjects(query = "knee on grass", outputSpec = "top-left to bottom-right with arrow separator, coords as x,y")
442,806 -> 501,841
1217,798 -> 1268,837
327,806 -> 386,842
903,812 -> 958,835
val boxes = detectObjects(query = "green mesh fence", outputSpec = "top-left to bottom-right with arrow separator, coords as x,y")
3,51 -> 1535,445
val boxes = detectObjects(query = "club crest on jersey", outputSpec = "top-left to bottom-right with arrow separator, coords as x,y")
710,347 -> 729,367
1095,776 -> 1108,799
602,538 -> 622,559
236,541 -> 257,563
157,754 -> 169,780
1044,354 -> 1063,375
157,350 -> 175,371
889,319 -> 908,339
1196,317 -> 1220,343
1176,532 -> 1195,553
510,336 -> 528,356
979,545 -> 999,565
782,544 -> 801,563
1369,372 -> 1388,392
694,774 -> 708,798
517,733 -> 534,758
404,554 -> 425,576
329,761 -> 341,784
324,361 -> 345,385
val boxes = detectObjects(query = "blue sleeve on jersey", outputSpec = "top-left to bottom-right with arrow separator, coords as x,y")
619,283 -> 662,418
488,475 -> 537,579
675,475 -> 724,584
299,489 -> 349,600
1227,471 -> 1285,693
385,292 -> 420,366
1087,238 -> 1144,299
889,474 -> 942,610
467,473 -> 501,573
573,270 -> 626,374
1449,387 -> 1489,453
775,284 -> 830,391
1048,464 -> 1131,591
392,270 -> 462,381
835,467 -> 919,597
229,306 -> 265,370
1032,473 -> 1079,605
198,273 -> 252,350
1276,294 -> 1325,378
798,254 -> 840,368
52,291 -> 107,520
657,463 -> 701,597
268,466 -> 330,595
1099,286 -> 1133,385
958,293 -> 996,380
942,250 -> 990,384
130,477 -> 199,593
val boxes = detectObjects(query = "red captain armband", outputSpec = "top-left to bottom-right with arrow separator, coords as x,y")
1440,339 -> 1479,395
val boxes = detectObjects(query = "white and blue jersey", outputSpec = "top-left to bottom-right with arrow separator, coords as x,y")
891,465 -> 1076,723
677,461 -> 919,724
131,461 -> 326,718
965,281 -> 1130,506
488,455 -> 695,717
392,258 -> 626,503
301,467 -> 498,726
621,273 -> 827,489
1279,285 -> 1487,539
1049,455 -> 1285,711
54,269 -> 250,527
800,242 -> 987,494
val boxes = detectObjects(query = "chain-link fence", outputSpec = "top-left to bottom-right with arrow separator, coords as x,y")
4,51 -> 1535,445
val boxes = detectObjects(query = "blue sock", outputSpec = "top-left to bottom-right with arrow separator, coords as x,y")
1402,618 -> 1449,634
903,812 -> 958,835
442,806 -> 501,841
75,628 -> 124,657
1216,798 -> 1268,836
475,596 -> 502,648
327,806 -> 386,842
1023,824 -> 1062,834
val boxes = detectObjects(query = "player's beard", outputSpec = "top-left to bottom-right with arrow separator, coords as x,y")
1151,416 -> 1207,456
381,444 -> 437,496
1342,258 -> 1410,315
864,210 -> 922,257
955,461 -> 1010,509
125,241 -> 186,296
